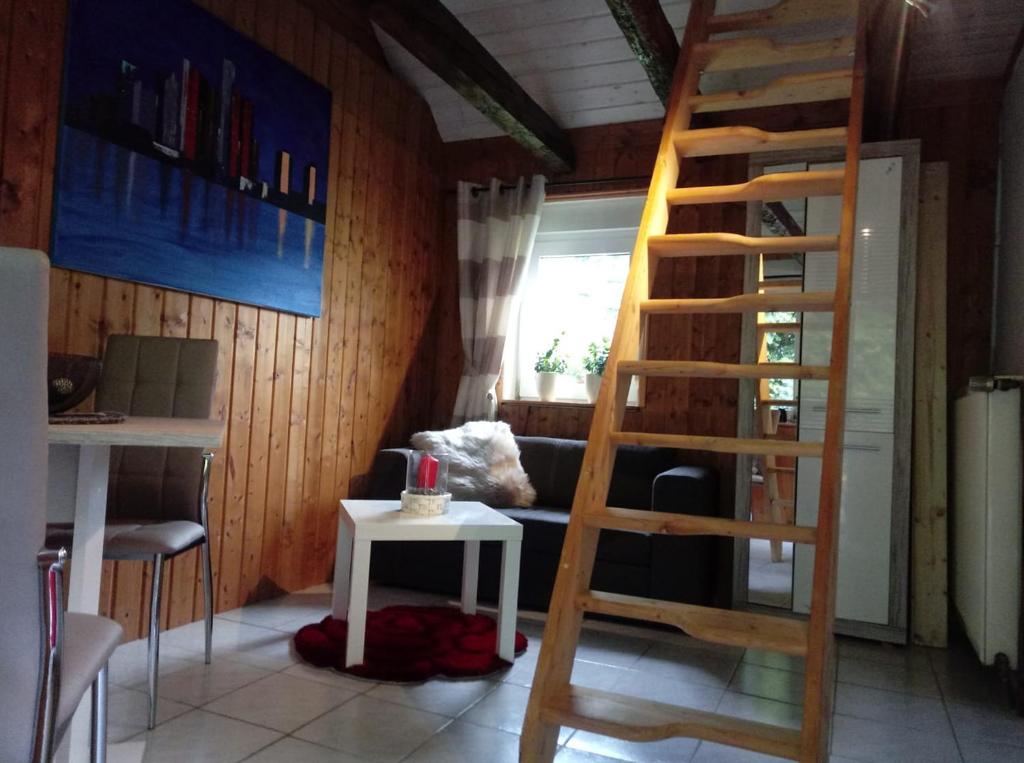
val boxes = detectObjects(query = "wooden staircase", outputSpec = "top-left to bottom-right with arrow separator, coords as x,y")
520,1 -> 865,761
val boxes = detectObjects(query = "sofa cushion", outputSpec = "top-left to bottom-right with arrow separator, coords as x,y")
500,507 -> 651,566
515,437 -> 676,511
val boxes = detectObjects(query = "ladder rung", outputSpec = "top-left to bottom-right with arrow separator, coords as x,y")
609,431 -> 824,458
584,506 -> 817,544
541,685 -> 803,759
697,36 -> 855,73
641,292 -> 832,315
759,278 -> 804,289
770,498 -> 796,509
760,398 -> 798,406
758,322 -> 802,333
618,360 -> 829,381
706,0 -> 858,34
579,590 -> 809,656
691,71 -> 853,113
649,233 -> 838,258
674,126 -> 847,158
766,466 -> 796,474
667,170 -> 843,206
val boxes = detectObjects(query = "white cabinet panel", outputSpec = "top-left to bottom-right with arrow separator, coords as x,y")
793,429 -> 894,625
800,157 -> 903,430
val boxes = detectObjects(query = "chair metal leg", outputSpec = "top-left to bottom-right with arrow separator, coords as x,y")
147,555 -> 164,730
90,664 -> 108,763
201,540 -> 214,665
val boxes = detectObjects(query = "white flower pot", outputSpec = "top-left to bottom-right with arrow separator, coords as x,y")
585,373 -> 602,404
536,372 -> 558,402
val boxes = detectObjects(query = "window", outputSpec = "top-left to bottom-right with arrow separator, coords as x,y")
502,195 -> 643,404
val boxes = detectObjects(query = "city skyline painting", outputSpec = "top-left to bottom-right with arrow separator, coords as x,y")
52,0 -> 332,317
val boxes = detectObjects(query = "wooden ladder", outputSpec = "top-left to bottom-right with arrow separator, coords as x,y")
520,1 -> 865,761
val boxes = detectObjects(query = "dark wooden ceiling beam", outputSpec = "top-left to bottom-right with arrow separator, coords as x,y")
367,0 -> 575,172
605,0 -> 680,106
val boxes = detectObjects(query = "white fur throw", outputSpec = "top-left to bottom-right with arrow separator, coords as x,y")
410,421 -> 536,507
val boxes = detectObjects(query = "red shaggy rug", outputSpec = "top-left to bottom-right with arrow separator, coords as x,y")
293,605 -> 528,682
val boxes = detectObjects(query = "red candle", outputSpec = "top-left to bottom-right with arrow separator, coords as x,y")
417,454 -> 439,489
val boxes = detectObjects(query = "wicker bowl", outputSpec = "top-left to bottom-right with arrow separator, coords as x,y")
47,353 -> 102,414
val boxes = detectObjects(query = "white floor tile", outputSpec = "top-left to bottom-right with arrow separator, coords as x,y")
142,660 -> 272,706
715,692 -> 802,730
834,682 -> 952,733
202,672 -> 359,732
458,682 -> 573,744
691,741 -> 787,762
634,642 -> 740,690
554,747 -> 621,762
830,714 -> 961,762
402,719 -> 521,763
575,630 -> 652,669
292,694 -> 450,762
614,668 -> 724,711
109,638 -> 203,688
958,734 -> 1024,762
728,663 -> 805,706
946,700 -> 1024,749
243,736 -> 369,762
366,677 -> 498,717
107,687 -> 191,743
128,709 -> 280,763
837,656 -> 941,698
281,661 -> 379,693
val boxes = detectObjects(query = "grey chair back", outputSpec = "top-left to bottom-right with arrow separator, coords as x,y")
0,248 -> 49,761
95,335 -> 218,523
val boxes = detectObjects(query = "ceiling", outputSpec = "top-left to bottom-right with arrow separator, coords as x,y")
373,0 -> 1024,144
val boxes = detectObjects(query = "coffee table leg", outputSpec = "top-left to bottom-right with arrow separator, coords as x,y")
461,540 -> 480,615
345,540 -> 372,667
497,539 -> 522,662
331,521 -> 354,618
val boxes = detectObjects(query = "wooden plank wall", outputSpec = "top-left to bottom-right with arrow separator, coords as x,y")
898,79 -> 1003,394
0,0 -> 446,639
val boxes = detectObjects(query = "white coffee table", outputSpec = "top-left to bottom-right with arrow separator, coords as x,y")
332,500 -> 524,667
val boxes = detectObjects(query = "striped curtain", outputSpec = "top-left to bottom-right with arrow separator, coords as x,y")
451,175 -> 546,425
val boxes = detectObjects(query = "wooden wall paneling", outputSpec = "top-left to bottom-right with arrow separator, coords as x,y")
65,273 -> 105,356
47,269 -> 71,351
4,0 -> 445,633
337,49 -> 375,503
239,309 -> 278,602
0,0 -> 12,178
198,301 -> 238,622
234,0 -> 257,35
33,0 -> 64,251
159,289 -> 192,629
281,317 -> 311,590
218,305 -> 258,608
0,0 -> 53,248
261,312 -> 295,587
181,295 -> 215,626
897,88 -> 1000,393
309,35 -> 349,585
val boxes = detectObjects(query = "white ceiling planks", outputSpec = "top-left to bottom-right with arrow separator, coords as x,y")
375,0 -> 690,142
375,0 -> 1024,145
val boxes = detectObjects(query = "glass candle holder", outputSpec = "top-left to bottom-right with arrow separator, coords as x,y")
405,450 -> 449,496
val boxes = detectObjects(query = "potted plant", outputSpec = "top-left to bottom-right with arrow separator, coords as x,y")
582,338 -> 610,404
534,336 -> 567,402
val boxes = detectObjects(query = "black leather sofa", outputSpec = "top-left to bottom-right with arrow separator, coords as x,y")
367,436 -> 718,612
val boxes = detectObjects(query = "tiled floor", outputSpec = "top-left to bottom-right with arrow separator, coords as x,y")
94,583 -> 1023,762
747,539 -> 793,609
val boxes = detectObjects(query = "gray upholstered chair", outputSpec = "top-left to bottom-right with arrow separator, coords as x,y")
47,334 -> 219,729
0,247 -> 122,762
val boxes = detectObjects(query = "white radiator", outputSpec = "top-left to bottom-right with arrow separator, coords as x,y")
953,382 -> 1022,668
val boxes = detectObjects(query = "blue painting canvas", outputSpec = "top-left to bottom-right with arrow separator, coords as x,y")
53,0 -> 331,317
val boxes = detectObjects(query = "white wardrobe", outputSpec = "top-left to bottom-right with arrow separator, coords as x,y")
791,144 -> 918,642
